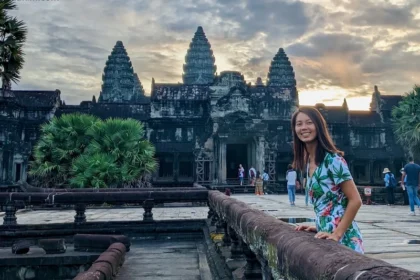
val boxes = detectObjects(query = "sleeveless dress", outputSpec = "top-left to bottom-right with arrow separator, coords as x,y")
306,153 -> 364,254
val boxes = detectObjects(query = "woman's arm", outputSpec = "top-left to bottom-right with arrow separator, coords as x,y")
333,179 -> 362,239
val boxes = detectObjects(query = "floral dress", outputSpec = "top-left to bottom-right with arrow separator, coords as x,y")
306,153 -> 364,254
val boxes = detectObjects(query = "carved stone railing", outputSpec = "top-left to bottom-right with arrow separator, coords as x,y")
0,190 -> 208,225
208,191 -> 420,280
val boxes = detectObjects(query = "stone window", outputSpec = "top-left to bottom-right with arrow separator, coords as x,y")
14,163 -> 22,182
175,128 -> 182,141
187,128 -> 194,141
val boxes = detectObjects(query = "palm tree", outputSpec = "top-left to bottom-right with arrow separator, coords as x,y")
29,113 -> 157,188
0,0 -> 27,96
392,85 -> 420,159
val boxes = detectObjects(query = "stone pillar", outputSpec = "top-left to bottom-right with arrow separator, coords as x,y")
256,136 -> 265,174
218,137 -> 227,184
173,152 -> 179,182
369,160 -> 374,184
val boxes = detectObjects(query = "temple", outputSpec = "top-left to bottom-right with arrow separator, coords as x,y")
0,26 -> 405,187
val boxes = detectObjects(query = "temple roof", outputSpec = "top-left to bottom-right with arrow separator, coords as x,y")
380,95 -> 402,111
99,41 -> 139,103
11,90 -> 61,108
267,48 -> 296,88
182,26 -> 217,85
349,111 -> 384,126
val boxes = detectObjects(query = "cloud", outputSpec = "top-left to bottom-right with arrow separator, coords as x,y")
7,0 -> 420,110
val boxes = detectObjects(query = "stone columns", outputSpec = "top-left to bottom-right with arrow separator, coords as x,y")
142,199 -> 154,221
74,204 -> 86,223
218,136 -> 227,184
3,202 -> 17,225
256,136 -> 265,174
369,160 -> 374,184
173,152 -> 179,182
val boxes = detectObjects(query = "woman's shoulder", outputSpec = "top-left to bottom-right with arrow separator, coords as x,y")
324,152 -> 348,168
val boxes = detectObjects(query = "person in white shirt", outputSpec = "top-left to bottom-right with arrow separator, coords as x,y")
249,166 -> 256,186
238,164 -> 244,186
286,164 -> 297,205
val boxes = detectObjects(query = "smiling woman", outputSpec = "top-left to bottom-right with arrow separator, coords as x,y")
292,107 -> 364,254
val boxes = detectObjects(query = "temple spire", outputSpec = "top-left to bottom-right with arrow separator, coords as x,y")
98,41 -> 139,103
92,95 -> 96,103
342,98 -> 348,111
182,26 -> 217,85
267,48 -> 296,87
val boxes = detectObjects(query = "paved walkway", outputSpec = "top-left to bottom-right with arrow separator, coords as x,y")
10,194 -> 420,272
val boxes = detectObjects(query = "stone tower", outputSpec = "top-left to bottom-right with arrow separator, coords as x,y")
267,48 -> 296,87
182,26 -> 217,85
99,41 -> 143,103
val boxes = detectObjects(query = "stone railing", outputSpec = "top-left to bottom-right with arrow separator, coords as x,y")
0,190 -> 208,225
208,191 -> 420,280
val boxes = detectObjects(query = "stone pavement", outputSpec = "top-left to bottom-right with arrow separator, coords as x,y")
10,194 -> 420,272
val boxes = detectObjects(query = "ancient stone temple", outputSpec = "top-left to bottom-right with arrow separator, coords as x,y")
0,26 -> 406,187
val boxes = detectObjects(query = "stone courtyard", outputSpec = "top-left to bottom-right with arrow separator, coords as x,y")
6,193 -> 420,274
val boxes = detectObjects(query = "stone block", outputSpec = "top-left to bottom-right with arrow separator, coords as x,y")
38,239 -> 66,254
12,240 -> 31,254
73,271 -> 105,280
74,234 -> 131,252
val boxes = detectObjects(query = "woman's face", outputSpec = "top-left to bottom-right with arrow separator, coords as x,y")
295,112 -> 317,143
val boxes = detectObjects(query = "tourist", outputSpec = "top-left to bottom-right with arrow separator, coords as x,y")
286,164 -> 297,205
238,164 -> 244,186
302,172 -> 309,206
249,166 -> 256,186
401,157 -> 420,216
262,170 -> 269,194
383,168 -> 396,206
400,168 -> 409,205
255,171 -> 264,195
292,107 -> 364,254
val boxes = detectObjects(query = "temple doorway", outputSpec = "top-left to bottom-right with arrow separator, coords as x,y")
226,144 -> 248,179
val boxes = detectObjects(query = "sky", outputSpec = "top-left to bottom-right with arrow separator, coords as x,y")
10,0 -> 420,110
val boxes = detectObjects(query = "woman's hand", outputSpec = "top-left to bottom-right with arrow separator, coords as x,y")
314,231 -> 341,241
295,224 -> 317,232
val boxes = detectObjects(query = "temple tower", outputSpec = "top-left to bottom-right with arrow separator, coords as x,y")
182,26 -> 217,85
99,41 -> 144,103
267,48 -> 296,87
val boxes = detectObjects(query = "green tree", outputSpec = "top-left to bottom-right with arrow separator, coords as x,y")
0,0 -> 27,96
392,85 -> 420,159
29,113 -> 157,188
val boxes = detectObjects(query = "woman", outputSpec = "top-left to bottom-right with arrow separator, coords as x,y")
255,171 -> 264,196
383,168 -> 395,205
238,164 -> 244,186
286,164 -> 297,205
293,107 -> 364,254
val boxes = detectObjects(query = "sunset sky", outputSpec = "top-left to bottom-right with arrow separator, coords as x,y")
11,0 -> 420,110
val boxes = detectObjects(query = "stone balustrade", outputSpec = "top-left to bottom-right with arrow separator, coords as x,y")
208,191 -> 420,280
0,190 -> 208,225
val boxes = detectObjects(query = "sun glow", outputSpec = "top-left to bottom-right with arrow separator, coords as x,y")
299,87 -> 371,111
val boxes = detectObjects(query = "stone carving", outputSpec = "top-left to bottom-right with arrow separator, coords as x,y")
267,48 -> 296,87
182,26 -> 217,85
98,41 -> 147,103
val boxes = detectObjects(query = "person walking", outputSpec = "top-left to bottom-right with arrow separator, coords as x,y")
238,164 -> 244,186
402,157 -> 420,216
255,171 -> 264,195
383,168 -> 396,205
400,168 -> 409,205
249,166 -> 256,186
293,107 -> 364,254
262,170 -> 269,194
286,164 -> 297,206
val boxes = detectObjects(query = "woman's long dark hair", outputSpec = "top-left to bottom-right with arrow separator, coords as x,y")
291,107 -> 343,171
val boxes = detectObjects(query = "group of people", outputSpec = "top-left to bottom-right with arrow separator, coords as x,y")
238,164 -> 269,195
383,157 -> 420,215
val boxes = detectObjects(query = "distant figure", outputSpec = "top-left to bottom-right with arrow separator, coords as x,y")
286,164 -> 297,205
255,171 -> 264,195
249,166 -> 256,186
238,164 -> 244,186
401,157 -> 420,216
400,168 -> 409,205
383,168 -> 396,206
262,170 -> 270,194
